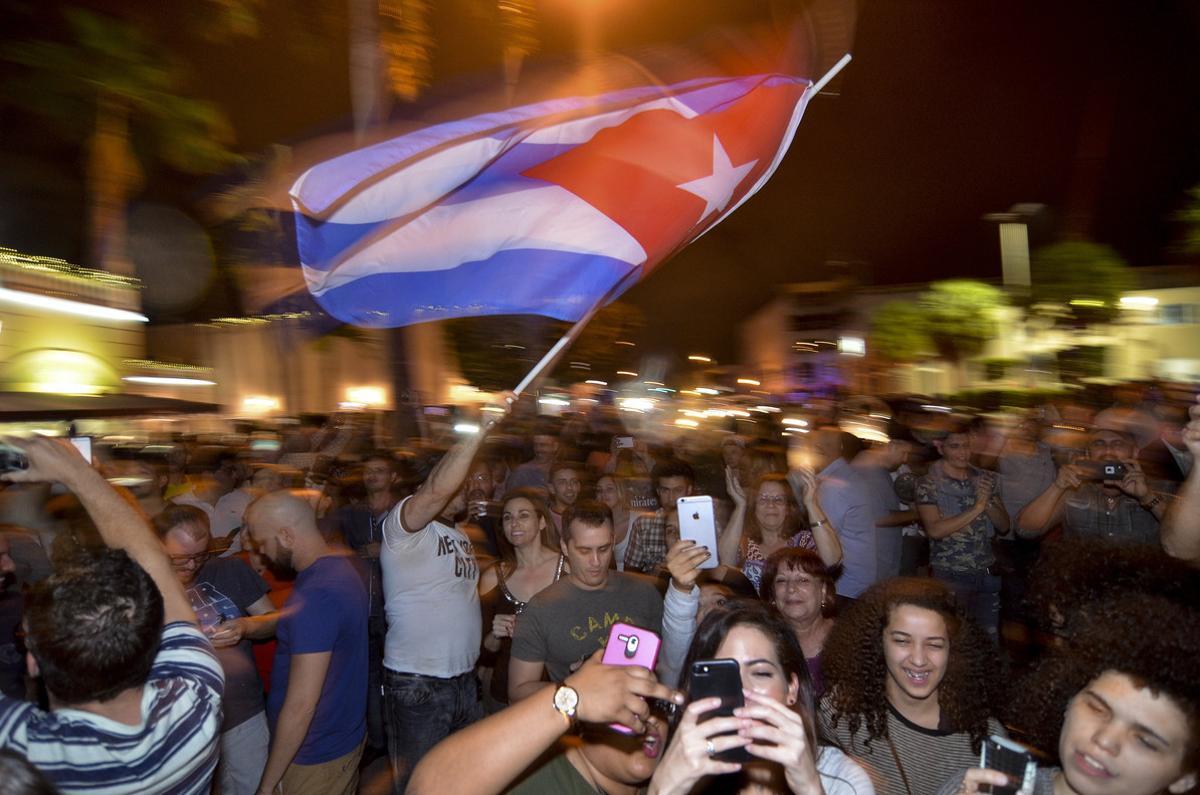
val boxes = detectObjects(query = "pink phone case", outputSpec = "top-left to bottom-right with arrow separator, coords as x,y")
602,623 -> 662,734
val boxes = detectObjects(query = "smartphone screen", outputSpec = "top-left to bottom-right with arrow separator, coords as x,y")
688,658 -> 751,763
69,436 -> 93,464
677,496 -> 719,568
602,623 -> 661,734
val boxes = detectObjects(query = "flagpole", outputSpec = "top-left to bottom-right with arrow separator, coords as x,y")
811,53 -> 852,96
512,274 -> 636,398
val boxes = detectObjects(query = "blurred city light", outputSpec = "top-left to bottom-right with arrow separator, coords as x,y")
1119,295 -> 1159,309
675,418 -> 699,428
345,385 -> 387,406
687,355 -> 712,363
123,376 -> 216,387
454,422 -> 481,434
736,377 -> 760,386
0,286 -> 148,323
240,395 -> 280,414
837,335 -> 866,356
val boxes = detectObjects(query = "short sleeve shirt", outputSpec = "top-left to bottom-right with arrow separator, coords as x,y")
510,573 -> 664,682
916,461 -> 997,574
0,622 -> 224,795
189,556 -> 269,730
267,555 -> 368,765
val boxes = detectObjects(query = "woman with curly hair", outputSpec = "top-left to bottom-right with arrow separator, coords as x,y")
937,591 -> 1200,795
819,578 -> 1003,795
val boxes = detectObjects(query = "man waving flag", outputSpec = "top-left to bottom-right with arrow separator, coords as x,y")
290,58 -> 849,328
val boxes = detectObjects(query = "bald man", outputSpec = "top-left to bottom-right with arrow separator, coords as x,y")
244,491 -> 368,795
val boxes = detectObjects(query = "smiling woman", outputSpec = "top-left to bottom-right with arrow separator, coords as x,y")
819,579 -> 1004,795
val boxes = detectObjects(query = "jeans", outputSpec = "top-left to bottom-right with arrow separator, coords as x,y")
933,567 -> 1001,642
384,668 -> 482,794
216,710 -> 269,795
367,615 -> 387,751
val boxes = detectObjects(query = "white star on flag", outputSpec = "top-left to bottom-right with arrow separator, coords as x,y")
676,134 -> 758,222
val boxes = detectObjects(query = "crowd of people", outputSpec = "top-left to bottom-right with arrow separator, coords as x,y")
0,378 -> 1198,795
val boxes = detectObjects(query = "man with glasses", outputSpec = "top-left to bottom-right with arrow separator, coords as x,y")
154,504 -> 279,795
1017,408 -> 1166,547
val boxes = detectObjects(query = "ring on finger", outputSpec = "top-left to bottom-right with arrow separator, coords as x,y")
706,740 -> 716,757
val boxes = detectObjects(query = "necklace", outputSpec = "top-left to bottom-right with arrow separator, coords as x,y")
568,748 -> 610,794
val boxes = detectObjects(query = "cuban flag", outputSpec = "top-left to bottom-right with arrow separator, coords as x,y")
290,70 -> 823,328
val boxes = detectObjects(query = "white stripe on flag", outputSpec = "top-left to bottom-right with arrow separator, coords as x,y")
303,183 -> 648,296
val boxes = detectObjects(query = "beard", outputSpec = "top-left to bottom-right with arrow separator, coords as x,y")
264,546 -> 296,578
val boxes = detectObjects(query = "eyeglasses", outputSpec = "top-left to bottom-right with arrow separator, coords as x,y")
757,495 -> 788,506
169,552 -> 210,569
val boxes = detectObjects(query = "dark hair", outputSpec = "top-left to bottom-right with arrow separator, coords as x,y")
1025,538 -> 1200,638
363,450 -> 401,472
548,459 -> 584,482
499,488 -> 560,564
744,473 -> 801,544
0,749 -> 59,795
151,503 -> 210,540
651,458 -> 695,489
560,500 -> 612,544
679,601 -> 818,755
24,549 -> 164,704
822,578 -> 999,752
761,547 -> 838,618
1009,592 -> 1200,789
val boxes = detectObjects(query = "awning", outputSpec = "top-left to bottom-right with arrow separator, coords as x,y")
0,392 -> 219,421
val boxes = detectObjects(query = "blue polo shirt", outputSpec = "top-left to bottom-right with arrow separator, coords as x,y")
268,554 -> 368,764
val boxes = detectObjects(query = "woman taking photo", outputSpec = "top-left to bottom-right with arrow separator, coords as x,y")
479,488 -> 566,709
820,579 -> 1003,795
761,548 -> 839,698
651,601 -> 872,795
721,471 -> 842,594
939,591 -> 1200,795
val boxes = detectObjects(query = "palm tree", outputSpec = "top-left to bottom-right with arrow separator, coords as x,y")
2,7 -> 243,275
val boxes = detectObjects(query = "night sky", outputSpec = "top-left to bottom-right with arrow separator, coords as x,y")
2,1 -> 1199,363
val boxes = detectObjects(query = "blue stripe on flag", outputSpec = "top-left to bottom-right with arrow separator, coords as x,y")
312,248 -> 639,327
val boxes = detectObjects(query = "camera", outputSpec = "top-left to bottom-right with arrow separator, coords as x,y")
0,444 -> 29,473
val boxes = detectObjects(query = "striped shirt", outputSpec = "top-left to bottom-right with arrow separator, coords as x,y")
820,701 -> 1004,795
0,622 -> 224,795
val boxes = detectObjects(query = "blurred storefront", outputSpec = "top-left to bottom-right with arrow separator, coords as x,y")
739,265 -> 1200,398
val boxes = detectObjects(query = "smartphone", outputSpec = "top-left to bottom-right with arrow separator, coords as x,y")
1078,460 -> 1128,481
69,436 -> 93,464
677,496 -> 719,569
616,436 -> 635,449
979,735 -> 1036,795
688,658 -> 750,763
602,623 -> 662,734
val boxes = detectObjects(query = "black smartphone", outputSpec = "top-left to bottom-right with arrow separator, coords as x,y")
1078,460 -> 1128,481
688,658 -> 750,763
979,735 -> 1035,795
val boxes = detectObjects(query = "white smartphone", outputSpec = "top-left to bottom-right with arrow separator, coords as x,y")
677,495 -> 719,569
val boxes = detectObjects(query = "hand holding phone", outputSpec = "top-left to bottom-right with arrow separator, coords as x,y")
978,735 -> 1036,795
602,623 -> 662,734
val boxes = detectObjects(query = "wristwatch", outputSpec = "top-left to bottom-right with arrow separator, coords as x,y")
552,684 -> 579,727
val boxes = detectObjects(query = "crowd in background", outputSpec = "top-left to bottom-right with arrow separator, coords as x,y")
0,378 -> 1198,795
